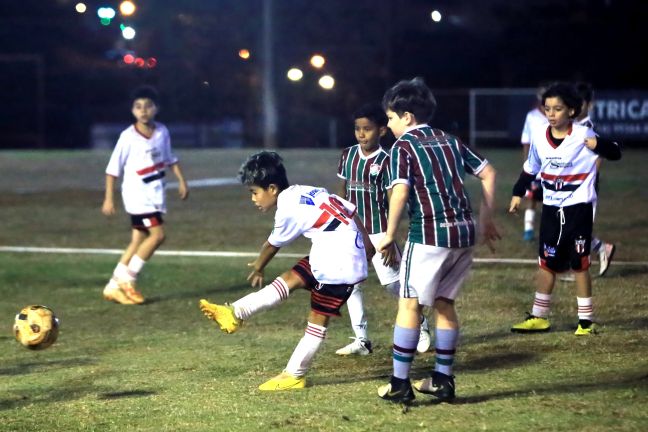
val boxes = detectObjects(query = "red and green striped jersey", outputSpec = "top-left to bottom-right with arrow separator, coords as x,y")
337,145 -> 391,234
389,126 -> 488,247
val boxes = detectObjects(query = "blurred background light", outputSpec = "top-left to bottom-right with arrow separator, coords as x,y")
123,53 -> 135,64
310,54 -> 325,69
75,3 -> 87,14
97,7 -> 116,19
431,10 -> 442,22
238,49 -> 250,60
119,1 -> 136,17
287,68 -> 303,81
121,26 -> 136,40
318,75 -> 334,90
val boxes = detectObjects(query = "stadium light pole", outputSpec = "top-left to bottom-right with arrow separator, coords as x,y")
262,0 -> 277,148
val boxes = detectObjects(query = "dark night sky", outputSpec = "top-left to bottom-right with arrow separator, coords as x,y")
1,0 -> 647,148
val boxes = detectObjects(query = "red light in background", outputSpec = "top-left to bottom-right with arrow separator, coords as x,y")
123,54 -> 135,64
134,57 -> 145,68
146,57 -> 157,68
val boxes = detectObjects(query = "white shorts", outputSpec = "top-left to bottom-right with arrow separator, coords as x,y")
369,232 -> 401,286
399,241 -> 473,306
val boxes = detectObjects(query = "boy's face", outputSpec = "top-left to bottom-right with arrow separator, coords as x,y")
354,117 -> 386,153
544,96 -> 574,130
249,185 -> 279,212
385,109 -> 413,138
131,98 -> 158,125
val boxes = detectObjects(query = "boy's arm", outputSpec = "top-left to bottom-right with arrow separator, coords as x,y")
102,174 -> 117,216
170,163 -> 189,200
377,183 -> 408,253
247,241 -> 281,288
353,214 -> 375,262
584,137 -> 622,161
337,178 -> 347,200
476,164 -> 501,252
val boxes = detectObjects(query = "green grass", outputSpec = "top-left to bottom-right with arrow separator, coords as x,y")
1,149 -> 647,431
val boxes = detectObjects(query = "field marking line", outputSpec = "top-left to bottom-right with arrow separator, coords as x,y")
1,246 -> 647,266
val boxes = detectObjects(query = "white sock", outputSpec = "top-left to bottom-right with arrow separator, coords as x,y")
531,292 -> 552,318
112,262 -> 130,281
126,255 -> 146,281
232,277 -> 290,320
285,322 -> 327,377
577,296 -> 594,321
346,284 -> 368,340
524,209 -> 536,232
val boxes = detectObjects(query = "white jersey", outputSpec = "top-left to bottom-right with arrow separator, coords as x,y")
105,122 -> 178,215
525,123 -> 597,207
268,185 -> 368,285
521,107 -> 548,145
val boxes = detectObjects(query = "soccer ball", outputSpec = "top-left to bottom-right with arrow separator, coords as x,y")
13,305 -> 59,350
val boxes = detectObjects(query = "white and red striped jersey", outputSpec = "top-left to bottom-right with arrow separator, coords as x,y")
525,123 -> 597,207
268,185 -> 368,285
521,107 -> 548,145
105,122 -> 178,214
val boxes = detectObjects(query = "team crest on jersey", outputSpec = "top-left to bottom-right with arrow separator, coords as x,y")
369,163 -> 381,176
299,196 -> 314,206
543,244 -> 556,258
554,178 -> 564,190
574,237 -> 587,254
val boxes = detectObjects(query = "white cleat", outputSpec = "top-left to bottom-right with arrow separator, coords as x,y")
335,337 -> 372,356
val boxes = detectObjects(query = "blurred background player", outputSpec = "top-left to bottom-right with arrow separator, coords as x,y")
574,82 -> 616,277
335,103 -> 431,356
520,84 -> 549,241
509,82 -> 621,336
377,78 -> 500,404
102,85 -> 189,305
200,151 -> 374,391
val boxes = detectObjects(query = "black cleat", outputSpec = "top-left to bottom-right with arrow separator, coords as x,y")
413,371 -> 456,402
377,376 -> 415,404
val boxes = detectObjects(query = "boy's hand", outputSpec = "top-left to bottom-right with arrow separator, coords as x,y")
364,242 -> 376,262
178,182 -> 189,200
381,243 -> 399,268
508,196 -> 522,214
247,263 -> 264,288
377,234 -> 394,254
479,216 -> 501,253
101,200 -> 115,216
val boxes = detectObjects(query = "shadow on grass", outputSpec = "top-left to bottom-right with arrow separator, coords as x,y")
427,373 -> 648,406
0,357 -> 97,376
144,283 -> 250,305
597,316 -> 648,330
460,351 -> 538,372
98,389 -> 156,399
0,384 -> 156,411
614,266 -> 648,277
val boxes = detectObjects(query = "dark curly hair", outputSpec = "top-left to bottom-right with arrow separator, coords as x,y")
238,151 -> 289,191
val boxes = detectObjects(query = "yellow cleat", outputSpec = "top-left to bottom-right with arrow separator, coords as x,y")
511,314 -> 551,333
258,371 -> 306,391
118,281 -> 145,304
103,279 -> 137,305
575,320 -> 598,336
199,299 -> 241,334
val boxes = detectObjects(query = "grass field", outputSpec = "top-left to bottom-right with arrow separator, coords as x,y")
1,148 -> 647,431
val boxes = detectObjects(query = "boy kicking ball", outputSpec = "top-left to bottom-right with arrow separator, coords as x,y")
200,151 -> 374,391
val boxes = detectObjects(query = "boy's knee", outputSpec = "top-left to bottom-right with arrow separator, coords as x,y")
152,230 -> 166,245
433,297 -> 455,312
